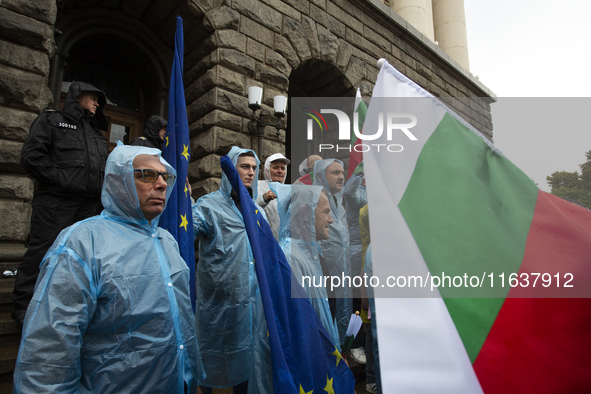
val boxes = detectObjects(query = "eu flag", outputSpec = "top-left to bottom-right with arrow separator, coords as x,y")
159,16 -> 195,311
221,156 -> 356,393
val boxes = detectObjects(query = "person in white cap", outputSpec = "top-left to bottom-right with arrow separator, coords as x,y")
256,153 -> 290,241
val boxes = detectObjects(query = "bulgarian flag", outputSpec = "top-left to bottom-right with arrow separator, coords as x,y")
297,172 -> 314,185
347,88 -> 368,179
363,60 -> 591,392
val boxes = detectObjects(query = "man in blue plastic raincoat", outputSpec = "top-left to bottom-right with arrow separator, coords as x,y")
13,144 -> 205,393
192,147 -> 272,393
313,159 -> 353,347
272,183 -> 341,350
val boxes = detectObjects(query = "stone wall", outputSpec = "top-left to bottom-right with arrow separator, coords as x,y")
0,0 -> 56,245
184,0 -> 495,198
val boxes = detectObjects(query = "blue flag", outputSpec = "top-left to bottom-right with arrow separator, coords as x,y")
159,16 -> 195,311
220,156 -> 356,394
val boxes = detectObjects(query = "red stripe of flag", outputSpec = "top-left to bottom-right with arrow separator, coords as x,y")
474,192 -> 591,393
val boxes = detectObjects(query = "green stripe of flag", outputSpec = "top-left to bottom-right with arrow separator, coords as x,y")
348,89 -> 368,178
398,112 -> 539,361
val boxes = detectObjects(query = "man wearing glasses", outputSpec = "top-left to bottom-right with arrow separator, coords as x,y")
192,146 -> 271,393
13,145 -> 205,393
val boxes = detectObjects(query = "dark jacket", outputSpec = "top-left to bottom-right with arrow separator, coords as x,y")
129,115 -> 167,151
20,81 -> 110,198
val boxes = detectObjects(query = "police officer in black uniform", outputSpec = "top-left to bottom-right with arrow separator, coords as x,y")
13,81 -> 110,327
129,115 -> 167,151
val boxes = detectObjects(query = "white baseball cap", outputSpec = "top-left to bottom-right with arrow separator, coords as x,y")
267,153 -> 290,165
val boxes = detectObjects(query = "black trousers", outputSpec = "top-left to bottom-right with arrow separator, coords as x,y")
13,192 -> 100,311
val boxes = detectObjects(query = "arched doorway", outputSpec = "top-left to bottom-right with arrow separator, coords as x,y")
288,59 -> 356,182
60,49 -> 145,149
49,12 -> 172,150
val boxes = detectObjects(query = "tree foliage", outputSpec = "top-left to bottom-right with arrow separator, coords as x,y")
546,150 -> 591,208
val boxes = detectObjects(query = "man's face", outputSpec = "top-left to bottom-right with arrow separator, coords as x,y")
77,92 -> 100,114
269,160 -> 287,182
324,161 -> 345,194
236,155 -> 257,188
315,193 -> 333,241
159,127 -> 167,141
133,154 -> 168,222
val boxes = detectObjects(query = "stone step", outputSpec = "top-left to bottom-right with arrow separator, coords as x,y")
0,312 -> 19,337
0,280 -> 14,307
0,275 -> 19,391
0,330 -> 20,391
0,337 -> 18,376
0,245 -> 25,263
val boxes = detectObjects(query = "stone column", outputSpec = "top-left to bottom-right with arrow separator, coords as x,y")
432,0 -> 470,70
392,0 -> 435,41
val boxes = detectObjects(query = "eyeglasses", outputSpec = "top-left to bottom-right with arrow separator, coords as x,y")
133,169 -> 176,186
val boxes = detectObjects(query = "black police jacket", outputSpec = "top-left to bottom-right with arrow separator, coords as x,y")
20,82 -> 110,198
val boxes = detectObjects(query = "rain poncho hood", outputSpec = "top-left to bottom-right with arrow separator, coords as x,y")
262,153 -> 289,183
272,183 -> 341,349
14,144 -> 205,393
192,146 -> 272,391
313,158 -> 344,199
102,142 -> 175,227
273,183 -> 321,243
257,153 -> 289,240
313,159 -> 352,344
221,146 -> 260,200
298,158 -> 308,176
63,81 -> 109,131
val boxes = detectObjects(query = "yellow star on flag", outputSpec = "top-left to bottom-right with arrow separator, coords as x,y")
181,144 -> 190,161
184,183 -> 188,198
331,347 -> 343,367
179,214 -> 188,231
323,376 -> 334,394
165,136 -> 169,147
299,384 -> 313,394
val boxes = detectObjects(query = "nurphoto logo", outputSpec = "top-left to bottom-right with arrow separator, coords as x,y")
303,106 -> 419,153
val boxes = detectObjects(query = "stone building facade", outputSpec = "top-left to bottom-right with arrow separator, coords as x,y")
0,0 -> 495,384
0,0 -> 494,265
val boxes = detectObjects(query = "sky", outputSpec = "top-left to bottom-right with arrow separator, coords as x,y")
464,0 -> 591,191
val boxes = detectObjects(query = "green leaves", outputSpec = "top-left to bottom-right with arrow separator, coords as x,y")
547,150 -> 591,208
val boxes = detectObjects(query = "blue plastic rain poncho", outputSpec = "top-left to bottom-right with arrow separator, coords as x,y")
343,173 -> 367,278
272,183 -> 341,351
13,144 -> 205,393
192,147 -> 272,391
313,159 -> 352,345
256,153 -> 289,241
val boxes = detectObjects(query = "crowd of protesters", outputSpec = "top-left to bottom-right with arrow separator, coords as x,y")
11,82 -> 380,393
